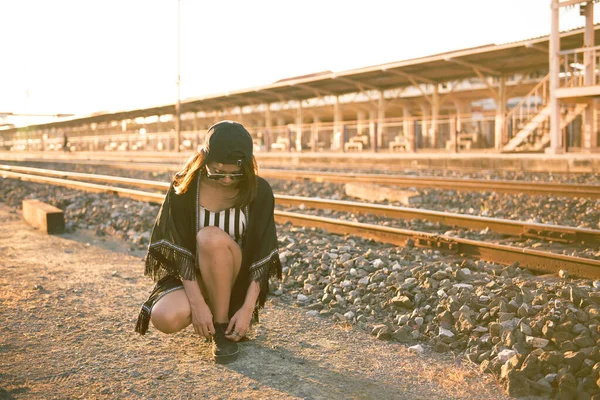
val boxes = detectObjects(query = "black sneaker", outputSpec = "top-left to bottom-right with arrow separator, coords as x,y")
211,323 -> 239,364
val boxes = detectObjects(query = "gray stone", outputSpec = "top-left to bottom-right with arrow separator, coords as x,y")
498,349 -> 516,363
489,322 -> 502,337
344,311 -> 355,321
439,327 -> 455,338
531,378 -> 553,394
517,303 -> 531,318
390,295 -> 413,309
499,318 -> 519,332
498,312 -> 516,323
505,370 -> 531,397
408,344 -> 424,354
559,270 -> 569,279
563,351 -> 586,371
391,327 -> 413,343
574,335 -> 595,348
435,342 -> 450,353
570,285 -> 588,306
520,354 -> 541,378
539,351 -> 563,366
526,336 -> 549,348
520,323 -> 533,336
557,372 -> 577,399
297,294 -> 309,302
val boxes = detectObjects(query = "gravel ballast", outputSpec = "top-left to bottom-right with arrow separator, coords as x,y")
2,169 -> 600,398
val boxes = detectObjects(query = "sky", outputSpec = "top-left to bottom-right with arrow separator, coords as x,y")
1,0 -> 598,127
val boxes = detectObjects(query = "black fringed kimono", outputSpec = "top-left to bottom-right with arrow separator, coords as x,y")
135,172 -> 282,334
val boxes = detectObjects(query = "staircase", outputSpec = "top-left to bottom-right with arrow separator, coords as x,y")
503,73 -> 587,152
503,105 -> 551,152
532,103 -> 588,151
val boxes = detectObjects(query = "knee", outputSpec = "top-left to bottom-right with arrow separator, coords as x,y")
151,307 -> 188,334
196,226 -> 231,251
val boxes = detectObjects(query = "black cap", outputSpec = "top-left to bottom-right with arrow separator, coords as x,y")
205,121 -> 253,166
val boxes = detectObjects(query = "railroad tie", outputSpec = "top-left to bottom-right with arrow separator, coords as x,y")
22,199 -> 65,234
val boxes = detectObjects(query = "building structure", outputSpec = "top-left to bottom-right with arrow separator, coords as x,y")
1,3 -> 599,155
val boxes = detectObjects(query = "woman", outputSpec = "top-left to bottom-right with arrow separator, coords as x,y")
135,120 -> 282,364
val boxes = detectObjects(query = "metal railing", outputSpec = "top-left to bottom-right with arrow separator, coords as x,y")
504,73 -> 550,141
559,45 -> 600,87
0,112 -> 504,153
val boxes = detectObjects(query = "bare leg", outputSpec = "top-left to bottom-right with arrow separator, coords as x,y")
149,226 -> 241,334
151,289 -> 191,333
196,226 -> 242,323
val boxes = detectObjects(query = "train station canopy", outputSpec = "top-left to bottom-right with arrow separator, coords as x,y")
4,25 -> 600,133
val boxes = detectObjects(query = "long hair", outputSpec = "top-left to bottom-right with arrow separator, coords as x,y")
173,148 -> 259,208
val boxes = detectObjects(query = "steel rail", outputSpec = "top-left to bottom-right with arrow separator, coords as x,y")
0,170 -> 164,204
259,170 -> 600,199
274,195 -> 600,244
2,161 -> 599,198
3,170 -> 600,278
0,159 -> 180,172
0,164 -> 170,190
275,211 -> 600,279
3,164 -> 599,244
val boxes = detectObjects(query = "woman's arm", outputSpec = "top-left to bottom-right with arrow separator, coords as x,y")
226,281 -> 260,341
242,281 -> 260,313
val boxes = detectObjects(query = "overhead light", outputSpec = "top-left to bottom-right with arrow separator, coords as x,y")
569,62 -> 585,70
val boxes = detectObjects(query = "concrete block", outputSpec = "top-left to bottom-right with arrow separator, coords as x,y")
345,183 -> 422,205
22,199 -> 65,234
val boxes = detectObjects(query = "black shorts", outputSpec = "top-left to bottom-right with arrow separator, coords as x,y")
135,275 -> 184,335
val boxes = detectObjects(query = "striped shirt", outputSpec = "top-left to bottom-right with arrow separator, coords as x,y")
199,205 -> 247,245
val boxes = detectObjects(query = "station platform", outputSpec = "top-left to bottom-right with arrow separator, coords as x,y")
1,150 -> 600,173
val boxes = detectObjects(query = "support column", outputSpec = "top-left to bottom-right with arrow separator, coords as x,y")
419,103 -> 430,149
548,0 -> 563,154
377,91 -> 385,152
403,107 -> 415,152
368,110 -> 377,152
431,85 -> 439,147
312,115 -> 320,152
452,99 -> 463,133
583,1 -> 596,151
265,106 -> 272,152
41,131 -> 47,152
295,102 -> 303,151
495,75 -> 507,150
175,109 -> 181,152
333,96 -> 342,151
276,117 -> 288,151
357,111 -> 366,135
157,116 -> 163,151
449,115 -> 458,153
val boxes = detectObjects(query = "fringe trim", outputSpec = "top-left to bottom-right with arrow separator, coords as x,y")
251,250 -> 283,323
249,248 -> 279,275
135,306 -> 151,335
145,242 -> 196,281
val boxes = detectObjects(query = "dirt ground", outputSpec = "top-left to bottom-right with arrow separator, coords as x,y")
0,203 -> 510,400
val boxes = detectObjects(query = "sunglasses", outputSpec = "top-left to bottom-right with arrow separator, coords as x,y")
206,166 -> 245,181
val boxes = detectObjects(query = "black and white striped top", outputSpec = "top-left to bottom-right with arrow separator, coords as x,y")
199,205 -> 247,245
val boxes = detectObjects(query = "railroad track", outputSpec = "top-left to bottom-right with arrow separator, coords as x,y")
3,166 -> 600,279
3,164 -> 599,244
2,160 -> 599,198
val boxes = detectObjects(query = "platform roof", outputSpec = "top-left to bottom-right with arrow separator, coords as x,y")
4,25 -> 600,133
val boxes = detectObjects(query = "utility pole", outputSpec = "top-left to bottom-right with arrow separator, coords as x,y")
25,89 -> 30,151
175,0 -> 182,152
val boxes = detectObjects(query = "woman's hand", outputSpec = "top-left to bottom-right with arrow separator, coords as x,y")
190,302 -> 214,340
225,306 -> 253,342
